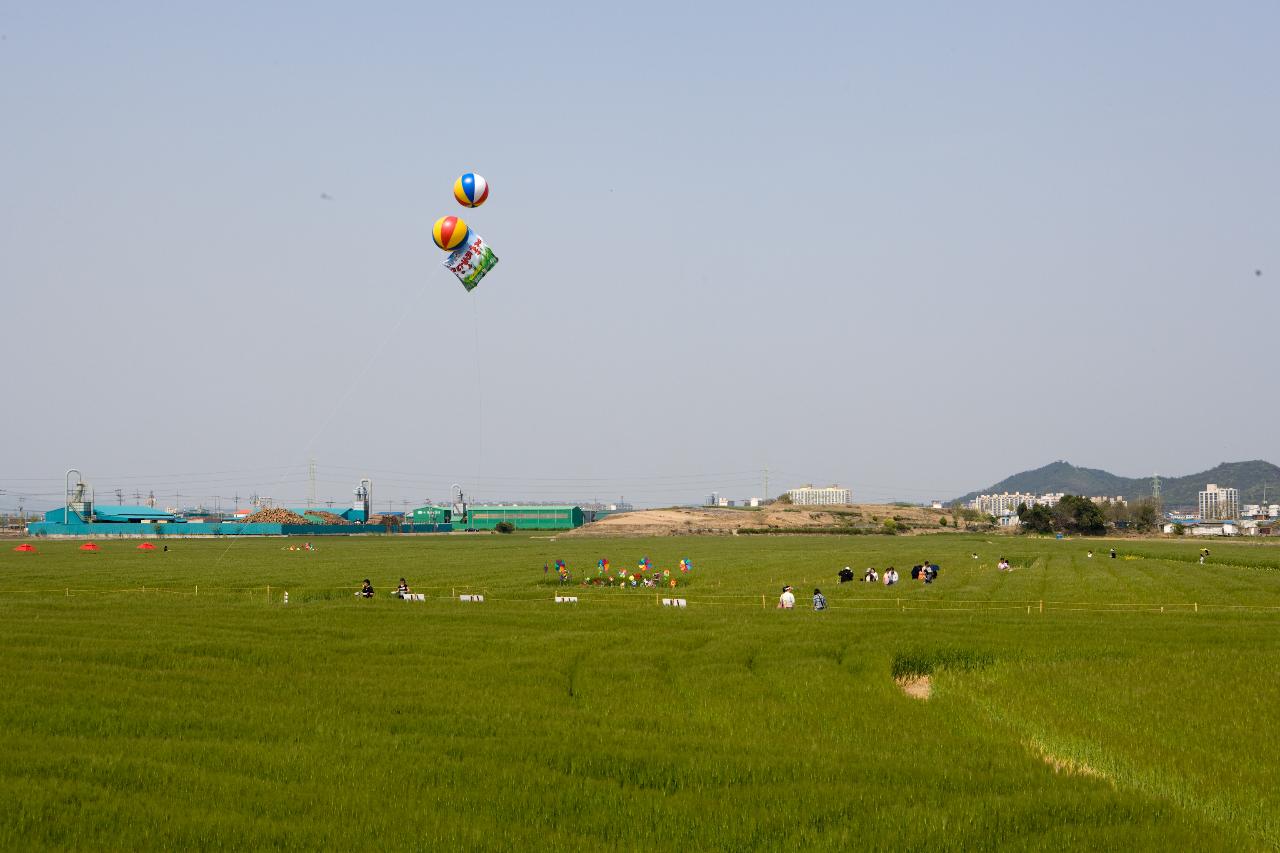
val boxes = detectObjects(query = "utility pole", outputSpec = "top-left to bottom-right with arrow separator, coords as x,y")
233,493 -> 240,512
115,488 -> 123,505
763,464 -> 769,501
133,490 -> 142,503
308,458 -> 317,508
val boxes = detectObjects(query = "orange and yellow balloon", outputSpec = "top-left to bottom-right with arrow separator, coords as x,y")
432,215 -> 469,251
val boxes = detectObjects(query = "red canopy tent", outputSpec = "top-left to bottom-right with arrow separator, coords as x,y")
13,544 -> 35,553
79,542 -> 99,552
137,542 -> 156,551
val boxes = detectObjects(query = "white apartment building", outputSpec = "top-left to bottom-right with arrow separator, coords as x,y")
968,491 -> 1124,517
1199,484 -> 1240,521
787,485 -> 852,506
970,492 -> 1038,516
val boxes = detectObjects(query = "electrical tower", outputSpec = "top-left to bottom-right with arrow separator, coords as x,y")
308,459 -> 317,508
1152,473 -> 1161,501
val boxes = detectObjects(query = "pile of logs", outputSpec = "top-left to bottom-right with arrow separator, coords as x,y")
239,508 -> 310,524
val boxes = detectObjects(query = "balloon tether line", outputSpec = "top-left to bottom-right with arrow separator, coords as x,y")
472,294 -> 483,496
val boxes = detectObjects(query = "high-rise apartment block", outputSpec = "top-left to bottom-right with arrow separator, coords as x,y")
1199,484 -> 1239,521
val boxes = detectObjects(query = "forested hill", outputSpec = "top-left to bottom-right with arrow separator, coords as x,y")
954,460 -> 1280,509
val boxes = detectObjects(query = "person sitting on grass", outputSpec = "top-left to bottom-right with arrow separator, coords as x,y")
863,567 -> 877,583
884,567 -> 899,586
358,579 -> 374,599
778,585 -> 796,609
838,567 -> 854,584
812,588 -> 827,611
396,578 -> 411,598
998,557 -> 1010,571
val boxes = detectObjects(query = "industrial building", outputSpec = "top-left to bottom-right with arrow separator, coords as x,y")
463,505 -> 585,531
29,471 -> 451,537
410,506 -> 453,525
28,469 -> 599,537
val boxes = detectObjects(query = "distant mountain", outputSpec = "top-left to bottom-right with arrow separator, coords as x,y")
954,460 -> 1280,509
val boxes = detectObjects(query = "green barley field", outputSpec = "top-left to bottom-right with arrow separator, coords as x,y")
2,533 -> 1279,851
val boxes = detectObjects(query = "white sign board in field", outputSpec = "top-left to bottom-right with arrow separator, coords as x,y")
661,598 -> 688,608
554,596 -> 579,603
458,594 -> 485,602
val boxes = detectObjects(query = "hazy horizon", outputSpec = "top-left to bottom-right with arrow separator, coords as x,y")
3,2 -> 1277,512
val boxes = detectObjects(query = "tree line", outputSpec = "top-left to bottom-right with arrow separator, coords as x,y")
1016,496 -> 1161,535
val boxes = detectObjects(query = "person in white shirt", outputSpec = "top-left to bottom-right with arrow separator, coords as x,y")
777,585 -> 796,609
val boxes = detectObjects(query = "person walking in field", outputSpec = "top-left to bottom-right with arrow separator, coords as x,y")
778,586 -> 796,609
812,588 -> 827,611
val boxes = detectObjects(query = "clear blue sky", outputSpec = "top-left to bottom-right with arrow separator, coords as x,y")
2,2 -> 1277,511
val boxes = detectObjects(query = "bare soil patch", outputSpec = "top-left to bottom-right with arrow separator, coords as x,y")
895,674 -> 933,700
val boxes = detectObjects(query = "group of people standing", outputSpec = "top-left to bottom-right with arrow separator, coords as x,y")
842,566 -> 901,585
838,562 -> 931,586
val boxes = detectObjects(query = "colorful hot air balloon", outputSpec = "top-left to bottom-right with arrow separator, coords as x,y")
453,173 -> 489,208
433,215 -> 469,251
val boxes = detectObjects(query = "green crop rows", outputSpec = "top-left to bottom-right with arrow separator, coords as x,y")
2,533 -> 1278,850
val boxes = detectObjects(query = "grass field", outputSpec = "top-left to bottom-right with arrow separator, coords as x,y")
2,533 -> 1279,850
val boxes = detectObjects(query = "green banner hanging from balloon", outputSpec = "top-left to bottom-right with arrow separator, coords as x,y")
443,230 -> 499,292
